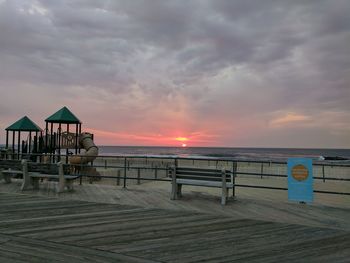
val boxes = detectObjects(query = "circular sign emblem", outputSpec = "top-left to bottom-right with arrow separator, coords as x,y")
292,164 -> 309,181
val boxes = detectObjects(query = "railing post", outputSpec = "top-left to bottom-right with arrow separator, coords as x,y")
232,161 -> 237,198
137,168 -> 141,185
171,166 -> 177,200
117,170 -> 121,185
221,168 -> 227,205
155,166 -> 158,179
76,164 -> 83,185
260,163 -> 264,179
123,157 -> 127,188
322,165 -> 325,182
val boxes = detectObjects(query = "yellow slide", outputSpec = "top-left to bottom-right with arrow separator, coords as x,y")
69,132 -> 99,164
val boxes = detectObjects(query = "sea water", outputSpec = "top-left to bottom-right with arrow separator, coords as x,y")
98,146 -> 350,162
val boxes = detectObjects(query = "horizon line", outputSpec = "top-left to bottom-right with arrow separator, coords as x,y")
96,145 -> 350,150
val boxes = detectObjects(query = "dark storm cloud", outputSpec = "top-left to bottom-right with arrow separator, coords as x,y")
0,0 -> 136,90
0,0 -> 349,147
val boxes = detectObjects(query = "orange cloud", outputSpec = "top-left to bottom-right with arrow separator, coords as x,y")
270,112 -> 311,127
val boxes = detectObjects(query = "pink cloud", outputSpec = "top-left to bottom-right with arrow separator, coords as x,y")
85,127 -> 218,146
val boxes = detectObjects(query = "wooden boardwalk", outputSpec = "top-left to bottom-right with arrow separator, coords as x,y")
1,178 -> 350,230
1,182 -> 350,262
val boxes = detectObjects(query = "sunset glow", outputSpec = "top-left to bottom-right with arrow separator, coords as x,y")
175,137 -> 189,142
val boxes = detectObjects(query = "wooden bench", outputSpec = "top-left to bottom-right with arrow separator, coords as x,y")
21,160 -> 79,193
170,166 -> 237,205
0,169 -> 23,183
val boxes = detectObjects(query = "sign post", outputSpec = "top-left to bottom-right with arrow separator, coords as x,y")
287,158 -> 313,203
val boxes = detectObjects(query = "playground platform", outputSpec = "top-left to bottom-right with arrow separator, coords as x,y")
0,179 -> 349,262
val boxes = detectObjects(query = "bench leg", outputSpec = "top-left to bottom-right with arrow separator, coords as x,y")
66,180 -> 74,191
221,187 -> 227,205
32,178 -> 40,190
1,170 -> 11,184
0,172 -> 11,184
171,182 -> 177,200
21,161 -> 31,191
177,184 -> 182,198
57,162 -> 65,193
21,178 -> 31,190
4,175 -> 12,184
57,179 -> 65,193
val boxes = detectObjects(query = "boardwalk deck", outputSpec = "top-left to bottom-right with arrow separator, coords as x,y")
1,178 -> 349,230
0,187 -> 350,262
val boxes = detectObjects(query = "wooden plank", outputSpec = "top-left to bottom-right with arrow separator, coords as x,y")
4,209 -> 181,235
0,233 -> 160,263
23,213 -> 219,241
0,208 -> 155,233
59,218 -> 262,247
176,179 -> 233,188
139,225 -> 343,262
199,233 -> 350,263
103,219 -> 280,252
176,175 -> 231,182
176,171 -> 223,177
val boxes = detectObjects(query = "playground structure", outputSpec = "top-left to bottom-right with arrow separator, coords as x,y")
3,116 -> 42,160
1,107 -> 99,167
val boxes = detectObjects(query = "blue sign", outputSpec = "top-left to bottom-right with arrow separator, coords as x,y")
287,158 -> 313,203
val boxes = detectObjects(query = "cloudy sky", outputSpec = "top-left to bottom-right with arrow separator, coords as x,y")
0,0 -> 349,148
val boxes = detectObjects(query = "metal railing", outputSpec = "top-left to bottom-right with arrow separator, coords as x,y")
1,153 -> 350,196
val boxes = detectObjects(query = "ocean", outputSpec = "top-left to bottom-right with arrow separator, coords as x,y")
98,146 -> 350,162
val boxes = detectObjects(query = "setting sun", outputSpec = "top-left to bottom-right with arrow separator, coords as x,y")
176,137 -> 189,147
176,137 -> 188,142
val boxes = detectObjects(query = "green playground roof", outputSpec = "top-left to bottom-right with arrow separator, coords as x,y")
45,106 -> 81,124
6,116 -> 42,131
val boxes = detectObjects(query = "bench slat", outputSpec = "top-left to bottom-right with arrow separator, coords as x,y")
176,167 -> 231,173
176,175 -> 231,182
176,170 -> 224,177
176,179 -> 233,188
29,174 -> 78,180
2,170 -> 23,175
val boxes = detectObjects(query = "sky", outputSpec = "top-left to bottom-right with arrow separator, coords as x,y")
0,0 -> 349,148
